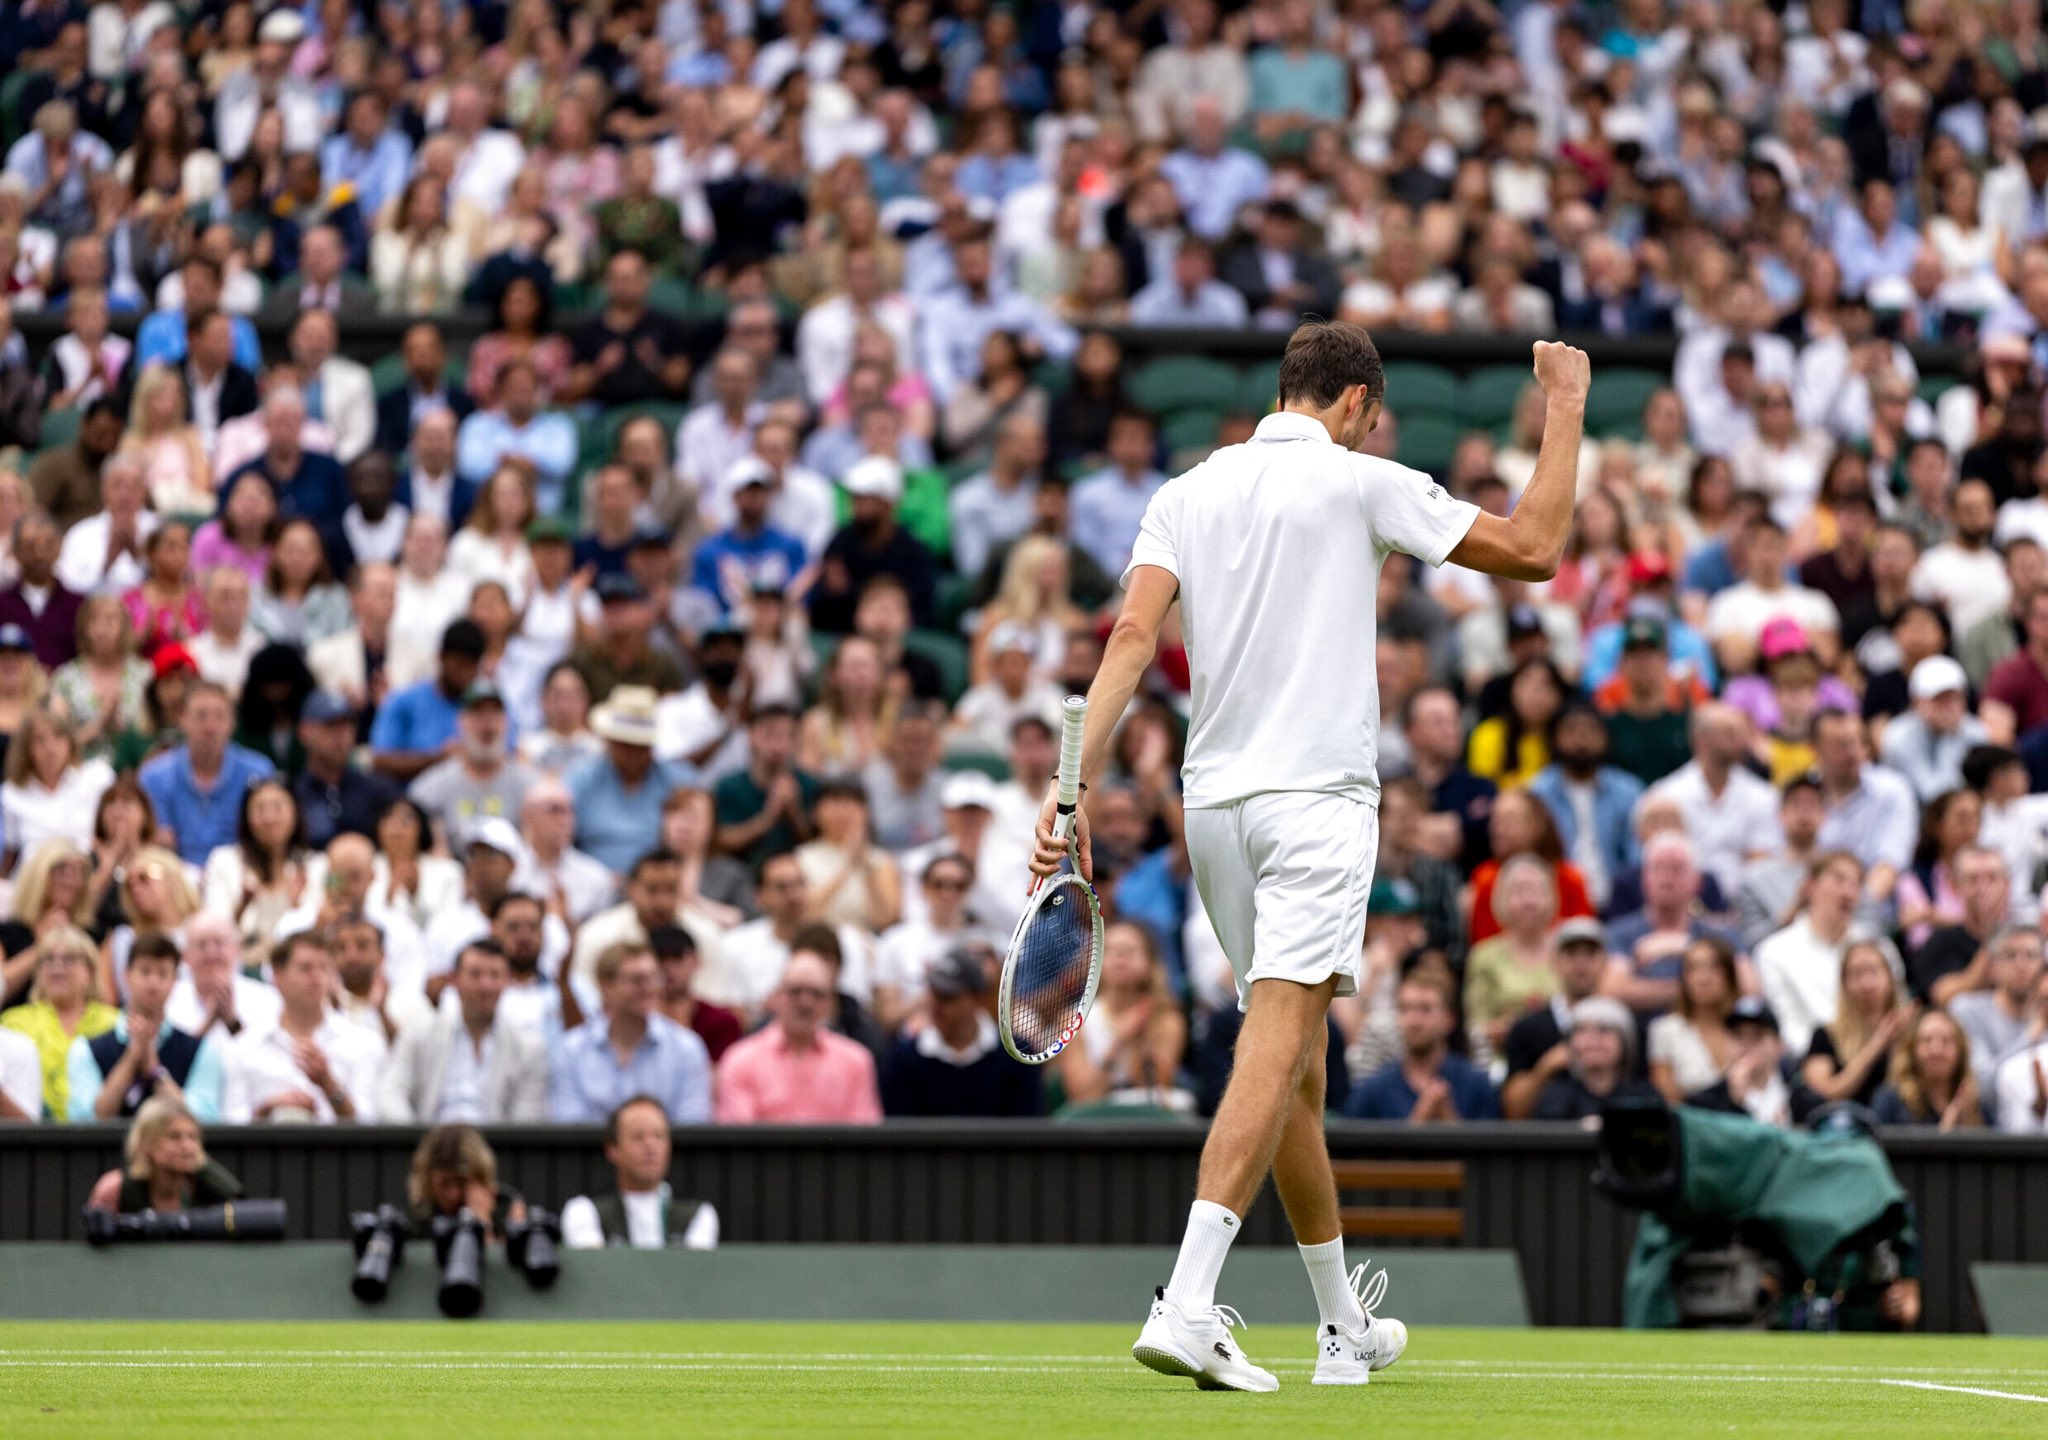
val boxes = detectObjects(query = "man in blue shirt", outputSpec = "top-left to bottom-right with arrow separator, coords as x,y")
1526,702 -> 1645,913
317,91 -> 414,223
549,942 -> 713,1123
139,682 -> 276,866
569,686 -> 701,873
370,620 -> 486,783
132,255 -> 264,372
1158,95 -> 1272,240
455,359 -> 579,514
691,464 -> 808,608
1342,971 -> 1501,1121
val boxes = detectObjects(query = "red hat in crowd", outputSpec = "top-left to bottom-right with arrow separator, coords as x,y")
152,644 -> 199,679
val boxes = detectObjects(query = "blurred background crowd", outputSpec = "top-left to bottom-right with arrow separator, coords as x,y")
5,0 -> 2048,1134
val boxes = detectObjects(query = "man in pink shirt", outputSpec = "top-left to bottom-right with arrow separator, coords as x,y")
714,950 -> 882,1124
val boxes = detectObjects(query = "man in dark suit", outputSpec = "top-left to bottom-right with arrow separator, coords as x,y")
0,511 -> 86,669
1844,75 -> 1928,194
1555,235 -> 1673,337
392,406 -> 478,533
374,322 -> 475,457
1218,201 -> 1341,330
178,308 -> 260,453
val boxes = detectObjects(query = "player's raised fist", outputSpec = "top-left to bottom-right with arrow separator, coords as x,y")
1532,340 -> 1591,403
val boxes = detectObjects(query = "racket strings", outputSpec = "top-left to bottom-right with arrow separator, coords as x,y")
1006,878 -> 1099,1058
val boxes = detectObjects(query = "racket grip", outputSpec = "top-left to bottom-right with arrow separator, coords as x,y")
1057,695 -> 1087,808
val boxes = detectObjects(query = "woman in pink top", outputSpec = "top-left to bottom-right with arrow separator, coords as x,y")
121,524 -> 206,659
124,366 -> 211,517
465,276 -> 574,407
189,470 -> 276,588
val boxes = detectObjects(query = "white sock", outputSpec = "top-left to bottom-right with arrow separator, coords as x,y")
1164,1200 -> 1241,1312
1298,1237 -> 1367,1331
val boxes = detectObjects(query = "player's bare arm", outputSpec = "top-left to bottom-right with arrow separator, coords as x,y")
1444,340 -> 1593,581
1028,564 -> 1179,883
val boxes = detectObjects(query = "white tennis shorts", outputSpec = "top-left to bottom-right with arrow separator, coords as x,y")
1184,790 -> 1379,1011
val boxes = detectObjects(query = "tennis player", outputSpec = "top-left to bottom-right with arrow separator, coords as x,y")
1030,322 -> 1590,1391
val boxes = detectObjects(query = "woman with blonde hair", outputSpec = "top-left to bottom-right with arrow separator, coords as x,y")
124,364 -> 211,515
1801,940 -> 1912,1107
1873,1010 -> 1984,1129
0,924 -> 118,1117
50,595 -> 152,761
798,635 -> 899,779
406,1124 -> 527,1239
0,841 -> 97,1006
447,460 -> 538,604
972,535 -> 1085,684
1,705 -> 113,868
1057,920 -> 1190,1109
103,847 -> 200,1004
86,1094 -> 245,1211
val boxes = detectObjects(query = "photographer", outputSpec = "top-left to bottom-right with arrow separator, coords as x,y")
67,930 -> 225,1122
85,1095 -> 245,1214
561,1095 -> 719,1250
407,1124 -> 527,1241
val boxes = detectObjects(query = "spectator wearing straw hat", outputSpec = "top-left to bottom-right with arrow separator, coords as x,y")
568,685 -> 698,874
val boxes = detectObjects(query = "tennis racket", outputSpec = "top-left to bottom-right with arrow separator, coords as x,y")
998,694 -> 1105,1065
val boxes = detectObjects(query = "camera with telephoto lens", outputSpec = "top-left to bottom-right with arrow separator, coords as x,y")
504,1206 -> 563,1290
83,1199 -> 288,1246
349,1205 -> 409,1302
431,1206 -> 486,1317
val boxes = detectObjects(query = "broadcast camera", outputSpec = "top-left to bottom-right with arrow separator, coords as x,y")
83,1199 -> 288,1246
1592,1097 -> 1920,1331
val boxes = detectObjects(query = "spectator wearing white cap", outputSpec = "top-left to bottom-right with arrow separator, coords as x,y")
951,620 -> 1062,755
895,771 -> 1019,932
808,455 -> 936,634
1879,655 -> 1988,803
1530,996 -> 1661,1122
212,10 -> 323,161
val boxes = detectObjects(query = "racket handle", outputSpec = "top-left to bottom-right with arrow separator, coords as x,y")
1057,695 -> 1087,808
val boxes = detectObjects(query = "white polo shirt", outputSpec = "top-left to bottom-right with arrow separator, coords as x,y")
220,1014 -> 388,1124
1125,411 -> 1479,807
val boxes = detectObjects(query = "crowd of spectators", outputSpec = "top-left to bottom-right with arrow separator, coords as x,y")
8,0 -> 2048,1136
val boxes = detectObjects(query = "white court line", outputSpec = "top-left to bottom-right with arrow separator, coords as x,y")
1879,1380 -> 2048,1405
13,1349 -> 2048,1379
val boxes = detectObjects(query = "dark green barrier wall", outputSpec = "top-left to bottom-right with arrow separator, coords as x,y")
4,1122 -> 2043,1332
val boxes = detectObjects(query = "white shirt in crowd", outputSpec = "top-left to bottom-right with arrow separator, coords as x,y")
187,626 -> 268,699
1701,580 -> 1839,646
1641,761 -> 1784,896
1754,916 -> 1871,1057
54,510 -> 160,595
697,918 -> 874,1014
165,971 -> 284,1042
221,1013 -> 388,1123
1993,1042 -> 2048,1136
1911,542 -> 2012,639
561,1184 -> 720,1250
0,1026 -> 41,1120
1,757 -> 113,858
1126,411 -> 1478,807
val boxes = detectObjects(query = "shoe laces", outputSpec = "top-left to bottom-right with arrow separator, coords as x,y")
1347,1261 -> 1390,1320
1191,1301 -> 1249,1338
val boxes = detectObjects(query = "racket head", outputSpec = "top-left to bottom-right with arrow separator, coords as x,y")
998,869 -> 1105,1065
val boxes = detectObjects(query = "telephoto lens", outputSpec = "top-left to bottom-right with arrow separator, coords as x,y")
349,1205 -> 409,1302
506,1206 -> 563,1291
82,1199 -> 289,1245
432,1207 -> 486,1318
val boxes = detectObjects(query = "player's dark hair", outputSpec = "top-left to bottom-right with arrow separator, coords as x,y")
1277,320 -> 1385,410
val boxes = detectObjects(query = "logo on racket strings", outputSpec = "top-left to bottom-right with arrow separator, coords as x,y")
1043,1013 -> 1088,1056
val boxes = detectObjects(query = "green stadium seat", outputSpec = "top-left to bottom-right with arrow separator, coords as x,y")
0,72 -> 35,150
36,407 -> 81,456
647,275 -> 697,314
897,465 -> 950,560
1126,356 -> 1241,417
1457,364 -> 1532,433
1159,408 -> 1226,456
369,355 -> 464,396
943,750 -> 1011,781
1239,358 -> 1282,415
1583,367 -> 1668,440
1383,361 -> 1460,419
904,628 -> 970,703
1395,414 -> 1463,475
1032,360 -> 1073,397
933,573 -> 977,633
1917,375 -> 1955,407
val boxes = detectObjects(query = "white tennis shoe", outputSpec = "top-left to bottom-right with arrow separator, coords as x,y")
1311,1261 -> 1409,1386
1132,1287 -> 1279,1392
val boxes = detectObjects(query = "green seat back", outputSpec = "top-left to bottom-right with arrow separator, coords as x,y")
942,750 -> 1011,781
1126,356 -> 1242,417
1395,414 -> 1464,475
1383,362 -> 1460,419
1239,358 -> 1282,415
903,628 -> 970,703
37,407 -> 81,455
1457,364 -> 1533,433
1583,367 -> 1669,440
1159,408 -> 1226,457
